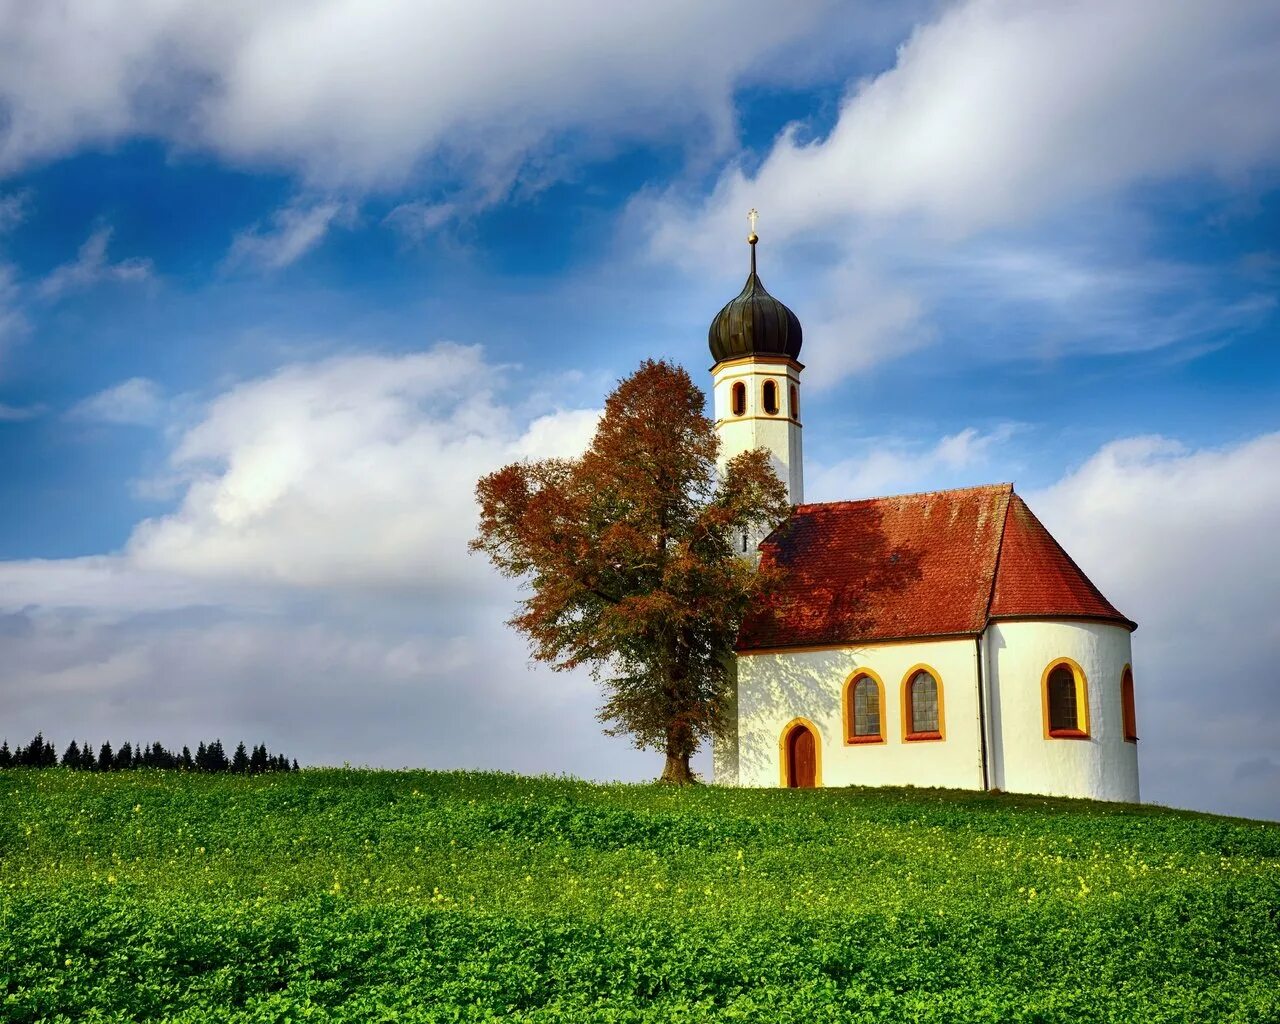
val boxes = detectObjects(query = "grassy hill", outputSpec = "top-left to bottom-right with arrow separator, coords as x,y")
3,769 -> 1278,1022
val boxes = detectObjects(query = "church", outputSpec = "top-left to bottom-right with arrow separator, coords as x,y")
708,227 -> 1140,803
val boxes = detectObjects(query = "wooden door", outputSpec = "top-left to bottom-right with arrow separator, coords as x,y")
787,725 -> 816,788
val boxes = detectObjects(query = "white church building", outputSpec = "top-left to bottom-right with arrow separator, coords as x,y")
709,231 -> 1140,803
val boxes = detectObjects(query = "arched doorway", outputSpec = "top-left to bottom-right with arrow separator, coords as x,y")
782,720 -> 819,788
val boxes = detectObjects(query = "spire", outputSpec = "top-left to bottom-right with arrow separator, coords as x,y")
748,208 -> 759,275
707,208 -> 803,365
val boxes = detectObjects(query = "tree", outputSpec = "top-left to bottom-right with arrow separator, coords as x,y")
181,746 -> 194,771
472,360 -> 789,783
208,740 -> 229,772
80,743 -> 96,771
249,744 -> 268,775
0,740 -> 11,768
21,733 -> 56,767
62,740 -> 81,767
97,741 -> 114,772
231,741 -> 250,773
114,742 -> 133,771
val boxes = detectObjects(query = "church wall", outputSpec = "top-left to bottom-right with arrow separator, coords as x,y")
986,620 -> 1139,803
734,638 -> 985,790
711,657 -> 740,786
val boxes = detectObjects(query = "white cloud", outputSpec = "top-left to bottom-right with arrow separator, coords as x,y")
4,344 -> 602,603
0,1 -> 854,193
69,377 -> 166,426
124,343 -> 598,589
0,262 -> 25,366
0,605 -> 658,776
225,197 -> 354,270
640,0 -> 1280,385
0,190 -> 30,232
2,342 -> 606,773
1029,432 -> 1280,820
37,226 -> 153,298
0,342 -> 642,776
0,400 -> 45,421
809,424 -> 1019,501
383,200 -> 457,244
653,0 -> 1280,249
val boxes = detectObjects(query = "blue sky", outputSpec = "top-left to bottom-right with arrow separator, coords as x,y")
1,1 -> 1278,819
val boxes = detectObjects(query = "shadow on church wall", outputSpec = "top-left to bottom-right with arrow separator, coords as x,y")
733,503 -> 933,785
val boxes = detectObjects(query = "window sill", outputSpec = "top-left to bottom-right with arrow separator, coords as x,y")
1048,728 -> 1090,740
905,731 -> 943,742
1124,736 -> 1139,744
845,735 -> 884,745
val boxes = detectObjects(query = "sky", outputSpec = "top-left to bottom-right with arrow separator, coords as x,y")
0,1 -> 1278,820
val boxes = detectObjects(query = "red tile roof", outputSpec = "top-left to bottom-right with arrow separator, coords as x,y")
989,492 -> 1134,629
738,483 -> 1133,652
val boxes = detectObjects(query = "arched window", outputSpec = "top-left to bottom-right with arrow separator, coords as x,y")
1043,659 -> 1090,739
1121,666 -> 1138,742
790,384 -> 799,420
762,379 -> 779,415
903,667 -> 944,740
731,381 -> 747,417
844,671 -> 885,744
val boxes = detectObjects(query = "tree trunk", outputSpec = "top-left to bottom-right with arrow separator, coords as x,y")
659,719 -> 696,784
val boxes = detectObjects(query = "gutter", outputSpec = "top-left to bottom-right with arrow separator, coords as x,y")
975,632 -> 990,792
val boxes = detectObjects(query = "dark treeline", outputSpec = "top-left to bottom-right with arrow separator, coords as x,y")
0,733 -> 300,773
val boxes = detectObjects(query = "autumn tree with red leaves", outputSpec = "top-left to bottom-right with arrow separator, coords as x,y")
471,360 -> 789,783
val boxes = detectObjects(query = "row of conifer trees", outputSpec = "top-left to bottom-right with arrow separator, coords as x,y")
0,733 -> 299,773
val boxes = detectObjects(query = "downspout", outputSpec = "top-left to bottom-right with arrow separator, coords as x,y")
975,486 -> 1015,793
975,632 -> 990,792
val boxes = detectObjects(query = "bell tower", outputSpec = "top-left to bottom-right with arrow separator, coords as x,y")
708,213 -> 804,542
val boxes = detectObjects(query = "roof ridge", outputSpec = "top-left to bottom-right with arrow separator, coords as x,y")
796,481 -> 1013,512
982,488 -> 1015,627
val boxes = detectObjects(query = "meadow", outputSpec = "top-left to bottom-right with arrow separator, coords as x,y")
2,769 -> 1278,1022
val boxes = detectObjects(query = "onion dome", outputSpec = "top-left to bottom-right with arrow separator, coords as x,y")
708,228 -> 802,365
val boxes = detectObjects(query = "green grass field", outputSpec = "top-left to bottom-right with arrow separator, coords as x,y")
3,769 -> 1278,1022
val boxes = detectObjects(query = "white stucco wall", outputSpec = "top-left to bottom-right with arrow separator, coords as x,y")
712,359 -> 803,504
711,658 -> 740,786
723,621 -> 1141,802
731,638 -> 986,790
986,620 -> 1139,803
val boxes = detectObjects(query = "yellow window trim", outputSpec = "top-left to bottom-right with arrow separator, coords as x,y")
778,717 -> 823,788
842,669 -> 887,745
1041,657 -> 1091,740
900,663 -> 946,742
715,367 -> 798,385
712,354 -> 804,373
714,415 -> 803,428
